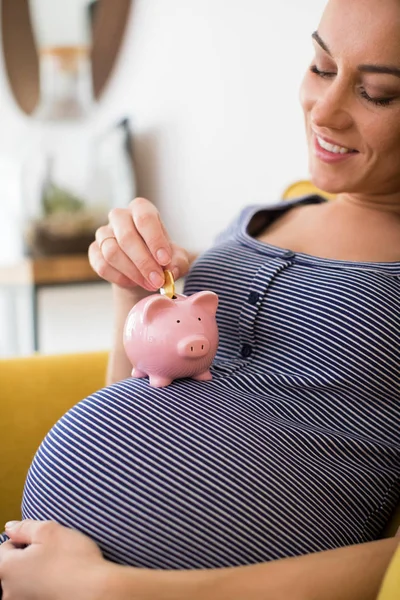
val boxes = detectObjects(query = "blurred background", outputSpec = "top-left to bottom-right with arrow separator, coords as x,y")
0,0 -> 325,358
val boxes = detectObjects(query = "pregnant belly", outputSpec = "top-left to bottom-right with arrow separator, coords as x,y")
22,376 -> 398,568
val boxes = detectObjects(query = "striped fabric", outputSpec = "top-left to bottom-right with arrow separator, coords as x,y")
20,195 -> 400,568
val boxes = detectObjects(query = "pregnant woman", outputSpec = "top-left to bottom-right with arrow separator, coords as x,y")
1,0 -> 399,598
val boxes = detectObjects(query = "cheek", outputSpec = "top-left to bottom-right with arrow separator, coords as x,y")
363,114 -> 400,156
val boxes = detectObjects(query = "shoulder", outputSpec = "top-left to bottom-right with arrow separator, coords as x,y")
214,194 -> 325,246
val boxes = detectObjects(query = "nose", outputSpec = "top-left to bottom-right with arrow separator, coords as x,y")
311,81 -> 353,132
177,335 -> 210,358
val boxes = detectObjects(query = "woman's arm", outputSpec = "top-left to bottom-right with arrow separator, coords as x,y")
1,520 -> 398,600
110,537 -> 399,600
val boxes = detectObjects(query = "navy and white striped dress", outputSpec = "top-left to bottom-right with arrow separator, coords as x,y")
21,195 -> 400,568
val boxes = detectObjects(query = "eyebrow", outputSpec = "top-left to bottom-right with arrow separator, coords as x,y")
311,31 -> 400,78
358,64 -> 400,78
312,31 -> 331,55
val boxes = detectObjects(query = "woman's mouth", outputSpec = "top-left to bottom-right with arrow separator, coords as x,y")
313,134 -> 359,164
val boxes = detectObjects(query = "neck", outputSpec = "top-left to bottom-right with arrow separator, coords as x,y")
335,192 -> 400,217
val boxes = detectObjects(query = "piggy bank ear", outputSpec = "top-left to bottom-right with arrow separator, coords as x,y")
188,291 -> 218,316
142,295 -> 174,324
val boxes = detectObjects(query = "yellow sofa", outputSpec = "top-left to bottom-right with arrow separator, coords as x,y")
0,351 -> 108,524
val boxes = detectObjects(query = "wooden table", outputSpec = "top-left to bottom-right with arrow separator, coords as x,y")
0,254 -> 101,353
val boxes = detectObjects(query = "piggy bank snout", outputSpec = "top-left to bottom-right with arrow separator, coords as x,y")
177,335 -> 210,358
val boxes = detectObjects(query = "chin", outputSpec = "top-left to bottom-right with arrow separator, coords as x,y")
309,172 -> 345,195
309,161 -> 356,196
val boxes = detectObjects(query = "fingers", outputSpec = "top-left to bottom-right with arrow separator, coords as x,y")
168,243 -> 191,281
0,539 -> 19,580
0,540 -> 17,560
108,207 -> 166,289
4,520 -> 43,545
130,198 -> 172,266
89,242 -> 144,289
90,197 -> 190,291
90,234 -> 153,291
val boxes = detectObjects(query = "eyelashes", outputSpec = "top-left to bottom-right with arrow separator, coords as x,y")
309,65 -> 396,107
359,90 -> 394,107
310,65 -> 335,79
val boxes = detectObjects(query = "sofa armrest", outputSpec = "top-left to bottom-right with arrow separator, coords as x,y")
0,351 -> 108,525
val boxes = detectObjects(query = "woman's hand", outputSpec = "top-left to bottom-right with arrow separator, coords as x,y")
0,520 -> 109,600
0,520 -> 189,600
88,197 -> 192,292
0,519 -> 399,600
89,197 -> 197,384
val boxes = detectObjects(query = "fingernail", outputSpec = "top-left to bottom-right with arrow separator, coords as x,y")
156,248 -> 170,265
5,521 -> 20,530
149,271 -> 164,288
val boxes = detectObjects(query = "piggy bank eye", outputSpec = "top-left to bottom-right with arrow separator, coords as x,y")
198,317 -> 201,321
176,320 -> 181,323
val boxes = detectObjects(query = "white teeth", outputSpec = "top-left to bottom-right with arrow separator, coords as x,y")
317,135 -> 352,154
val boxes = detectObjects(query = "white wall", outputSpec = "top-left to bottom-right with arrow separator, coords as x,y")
98,0 -> 326,251
0,0 -> 327,356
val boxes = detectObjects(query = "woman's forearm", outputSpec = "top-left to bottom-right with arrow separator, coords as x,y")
104,538 -> 399,600
106,285 -> 151,385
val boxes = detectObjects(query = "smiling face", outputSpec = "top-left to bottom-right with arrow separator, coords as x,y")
300,0 -> 400,198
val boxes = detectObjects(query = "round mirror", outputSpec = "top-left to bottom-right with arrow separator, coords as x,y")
1,0 -> 132,115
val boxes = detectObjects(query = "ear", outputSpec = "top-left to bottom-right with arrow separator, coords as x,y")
142,294 -> 174,324
188,291 -> 218,316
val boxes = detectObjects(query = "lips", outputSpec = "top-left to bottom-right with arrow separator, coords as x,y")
312,130 -> 358,155
312,134 -> 359,164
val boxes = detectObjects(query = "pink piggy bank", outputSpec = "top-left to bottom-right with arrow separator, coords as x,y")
123,291 -> 219,388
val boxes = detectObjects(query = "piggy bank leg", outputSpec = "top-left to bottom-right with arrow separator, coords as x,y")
149,375 -> 173,388
131,367 -> 147,378
192,370 -> 212,382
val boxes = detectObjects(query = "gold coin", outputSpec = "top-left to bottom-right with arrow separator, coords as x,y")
160,269 -> 175,299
